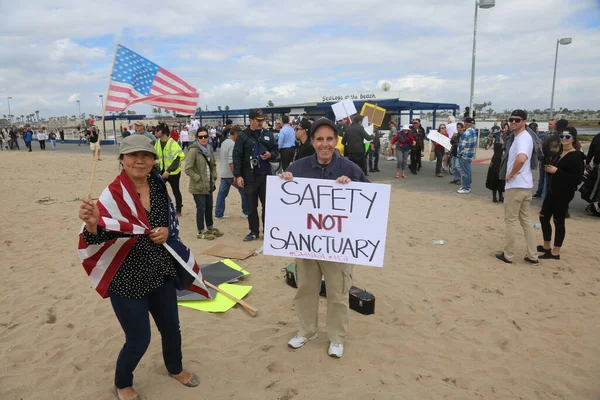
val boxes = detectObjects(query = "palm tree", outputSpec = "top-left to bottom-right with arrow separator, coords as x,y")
164,109 -> 171,116
217,106 -> 222,111
2,114 -> 6,119
267,100 -> 274,107
225,105 -> 230,111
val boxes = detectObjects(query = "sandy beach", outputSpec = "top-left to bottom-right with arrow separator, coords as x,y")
1,149 -> 599,400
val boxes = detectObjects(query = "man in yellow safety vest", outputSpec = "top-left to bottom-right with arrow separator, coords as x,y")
154,122 -> 186,215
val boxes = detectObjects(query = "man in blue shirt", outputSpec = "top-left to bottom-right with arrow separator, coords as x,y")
278,115 -> 296,170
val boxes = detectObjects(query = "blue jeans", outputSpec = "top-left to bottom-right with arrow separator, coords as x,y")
193,193 -> 213,233
535,168 -> 546,197
459,157 -> 472,190
109,279 -> 182,389
452,156 -> 462,181
215,178 -> 248,217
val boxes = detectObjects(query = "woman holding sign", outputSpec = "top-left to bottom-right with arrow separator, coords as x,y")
279,117 -> 368,359
431,124 -> 449,177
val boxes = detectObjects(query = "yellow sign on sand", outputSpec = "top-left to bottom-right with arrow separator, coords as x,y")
178,283 -> 253,313
177,259 -> 252,313
360,103 -> 386,127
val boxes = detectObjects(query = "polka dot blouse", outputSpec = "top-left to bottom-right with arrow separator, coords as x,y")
83,176 -> 177,299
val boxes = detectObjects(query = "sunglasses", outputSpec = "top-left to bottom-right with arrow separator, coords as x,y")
198,135 -> 208,139
508,118 -> 523,123
559,134 -> 573,140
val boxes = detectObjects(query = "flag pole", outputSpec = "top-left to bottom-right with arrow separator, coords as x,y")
88,42 -> 119,199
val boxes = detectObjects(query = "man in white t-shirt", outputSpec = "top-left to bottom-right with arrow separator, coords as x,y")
496,109 -> 538,265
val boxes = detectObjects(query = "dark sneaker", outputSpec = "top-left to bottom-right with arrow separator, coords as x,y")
533,193 -> 541,198
494,253 -> 513,264
243,232 -> 259,242
539,252 -> 560,260
537,245 -> 551,253
524,256 -> 539,264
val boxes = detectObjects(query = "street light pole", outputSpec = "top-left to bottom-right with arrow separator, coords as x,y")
550,37 -> 572,119
468,0 -> 495,118
7,97 -> 12,124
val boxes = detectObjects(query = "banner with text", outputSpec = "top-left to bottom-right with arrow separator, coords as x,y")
264,176 -> 391,267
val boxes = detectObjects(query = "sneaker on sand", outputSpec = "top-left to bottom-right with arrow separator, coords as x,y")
241,213 -> 248,218
457,188 -> 471,194
494,253 -> 512,264
328,342 -> 344,358
215,215 -> 231,220
288,333 -> 318,349
197,231 -> 215,240
207,227 -> 224,237
243,232 -> 259,242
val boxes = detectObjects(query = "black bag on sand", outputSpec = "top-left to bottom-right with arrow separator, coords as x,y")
283,264 -> 375,314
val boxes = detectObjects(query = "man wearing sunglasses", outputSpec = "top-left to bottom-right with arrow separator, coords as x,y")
495,110 -> 538,265
232,109 -> 280,242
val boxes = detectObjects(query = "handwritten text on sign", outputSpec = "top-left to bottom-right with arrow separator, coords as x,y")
264,176 -> 391,267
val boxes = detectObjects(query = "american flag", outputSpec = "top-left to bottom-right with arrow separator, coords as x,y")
105,44 -> 199,115
78,170 -> 210,299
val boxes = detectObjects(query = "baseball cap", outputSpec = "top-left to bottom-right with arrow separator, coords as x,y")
133,121 -> 144,126
119,134 -> 157,157
401,124 -> 411,131
310,118 -> 337,137
510,109 -> 527,120
464,117 -> 475,124
562,126 -> 578,138
249,109 -> 265,120
295,118 -> 312,132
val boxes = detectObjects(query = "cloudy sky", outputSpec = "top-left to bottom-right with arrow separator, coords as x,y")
1,0 -> 599,119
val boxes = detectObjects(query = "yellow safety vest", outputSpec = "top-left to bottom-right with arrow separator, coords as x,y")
155,138 -> 185,175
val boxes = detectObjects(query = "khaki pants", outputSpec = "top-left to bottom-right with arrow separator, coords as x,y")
503,188 -> 538,261
294,259 -> 353,344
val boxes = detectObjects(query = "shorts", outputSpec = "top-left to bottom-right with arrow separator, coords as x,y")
89,142 -> 100,151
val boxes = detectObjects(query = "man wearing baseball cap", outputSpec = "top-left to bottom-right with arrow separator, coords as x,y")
232,109 -> 279,241
134,121 -> 156,144
279,117 -> 368,358
456,117 -> 477,193
495,109 -> 538,265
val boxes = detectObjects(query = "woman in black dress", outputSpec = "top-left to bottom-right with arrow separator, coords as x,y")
538,127 -> 585,260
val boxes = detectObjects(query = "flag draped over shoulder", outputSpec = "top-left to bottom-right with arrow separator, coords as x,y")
105,44 -> 199,115
78,170 -> 210,299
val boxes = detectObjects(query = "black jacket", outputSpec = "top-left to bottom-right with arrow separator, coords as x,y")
342,123 -> 373,154
232,127 -> 279,182
586,134 -> 600,166
548,150 -> 586,195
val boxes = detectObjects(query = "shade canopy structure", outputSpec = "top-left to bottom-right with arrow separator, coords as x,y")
193,98 -> 460,131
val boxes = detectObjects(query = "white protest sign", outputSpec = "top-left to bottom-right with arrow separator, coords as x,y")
362,115 -> 369,128
427,130 -> 451,151
332,99 -> 357,122
364,124 -> 373,143
264,176 -> 391,267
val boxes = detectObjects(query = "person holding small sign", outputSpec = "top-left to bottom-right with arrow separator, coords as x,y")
279,117 -> 368,359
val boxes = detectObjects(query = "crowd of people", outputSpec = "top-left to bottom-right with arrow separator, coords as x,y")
74,108 -> 598,400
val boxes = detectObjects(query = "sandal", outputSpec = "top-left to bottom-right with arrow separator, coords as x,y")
168,372 -> 200,388
114,387 -> 142,400
395,173 -> 400,179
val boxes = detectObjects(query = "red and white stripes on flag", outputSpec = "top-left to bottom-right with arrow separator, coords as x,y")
78,170 -> 210,299
104,44 -> 199,115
